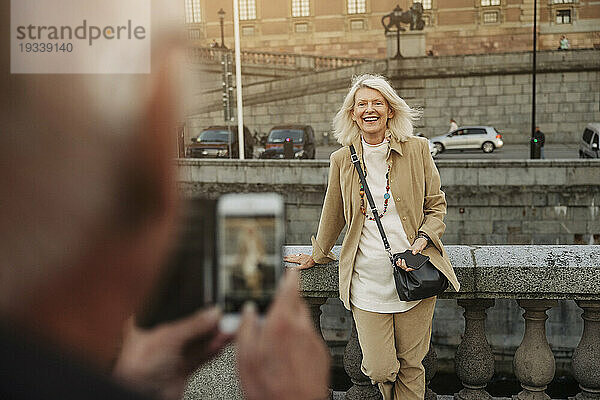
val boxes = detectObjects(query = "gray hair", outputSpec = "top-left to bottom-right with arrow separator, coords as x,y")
332,74 -> 421,146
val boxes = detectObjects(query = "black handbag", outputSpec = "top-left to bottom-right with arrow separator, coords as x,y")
349,144 -> 448,302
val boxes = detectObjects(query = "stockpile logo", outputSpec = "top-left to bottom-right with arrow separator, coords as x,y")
11,0 -> 151,73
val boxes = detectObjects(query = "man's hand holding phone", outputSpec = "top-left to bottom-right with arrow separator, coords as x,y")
237,270 -> 331,400
113,308 -> 233,400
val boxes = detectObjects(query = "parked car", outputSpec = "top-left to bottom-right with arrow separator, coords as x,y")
579,123 -> 600,159
260,125 -> 316,159
185,125 -> 253,159
429,126 -> 504,154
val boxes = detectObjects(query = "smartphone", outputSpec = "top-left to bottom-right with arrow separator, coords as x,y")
217,193 -> 285,333
135,198 -> 217,329
398,250 -> 430,270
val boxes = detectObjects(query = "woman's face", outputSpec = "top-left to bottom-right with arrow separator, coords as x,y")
351,87 -> 394,141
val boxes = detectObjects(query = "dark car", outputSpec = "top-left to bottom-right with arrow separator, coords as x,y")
260,125 -> 316,159
185,125 -> 254,159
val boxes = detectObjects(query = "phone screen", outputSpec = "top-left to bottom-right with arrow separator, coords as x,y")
219,216 -> 279,313
217,193 -> 284,331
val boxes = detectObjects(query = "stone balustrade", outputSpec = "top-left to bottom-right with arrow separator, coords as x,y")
284,244 -> 600,399
187,45 -> 368,71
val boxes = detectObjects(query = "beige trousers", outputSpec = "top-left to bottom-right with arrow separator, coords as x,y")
351,296 -> 436,400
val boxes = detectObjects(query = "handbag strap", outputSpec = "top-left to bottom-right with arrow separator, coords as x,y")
349,144 -> 393,261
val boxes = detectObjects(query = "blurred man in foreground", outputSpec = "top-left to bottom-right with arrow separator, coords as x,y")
0,0 -> 330,399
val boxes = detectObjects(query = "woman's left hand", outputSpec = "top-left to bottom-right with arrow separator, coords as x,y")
410,237 -> 428,255
283,253 -> 316,270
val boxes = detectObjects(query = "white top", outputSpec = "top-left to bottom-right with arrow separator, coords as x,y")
350,138 -> 421,313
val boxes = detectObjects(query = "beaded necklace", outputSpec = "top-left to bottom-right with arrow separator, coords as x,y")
358,158 -> 391,221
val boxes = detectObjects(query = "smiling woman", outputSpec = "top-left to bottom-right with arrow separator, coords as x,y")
352,87 -> 394,144
284,73 -> 459,400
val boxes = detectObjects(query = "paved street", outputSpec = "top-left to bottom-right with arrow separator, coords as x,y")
315,143 -> 581,160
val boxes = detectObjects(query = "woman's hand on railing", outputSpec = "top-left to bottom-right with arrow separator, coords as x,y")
284,253 -> 316,270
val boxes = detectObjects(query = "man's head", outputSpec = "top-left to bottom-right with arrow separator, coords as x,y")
1,0 -> 185,366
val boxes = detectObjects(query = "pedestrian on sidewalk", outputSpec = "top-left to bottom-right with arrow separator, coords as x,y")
449,118 -> 458,132
286,74 -> 459,400
534,126 -> 546,159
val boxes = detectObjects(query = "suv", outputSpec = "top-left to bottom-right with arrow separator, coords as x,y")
579,123 -> 600,159
186,125 -> 253,159
429,126 -> 504,154
260,125 -> 316,159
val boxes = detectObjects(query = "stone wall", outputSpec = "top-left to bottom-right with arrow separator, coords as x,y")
186,49 -> 600,145
178,159 -> 600,246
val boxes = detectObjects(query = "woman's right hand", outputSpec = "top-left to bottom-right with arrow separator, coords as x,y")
283,253 -> 316,270
396,257 -> 415,272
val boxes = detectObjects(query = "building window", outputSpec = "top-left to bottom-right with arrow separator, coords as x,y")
422,14 -> 431,26
556,9 -> 571,24
481,0 -> 500,6
239,0 -> 256,21
347,0 -> 366,14
292,0 -> 310,17
184,0 -> 201,23
350,19 -> 365,30
483,11 -> 498,23
552,0 -> 573,3
413,0 -> 432,10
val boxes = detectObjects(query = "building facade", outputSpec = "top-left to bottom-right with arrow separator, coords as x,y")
185,0 -> 600,57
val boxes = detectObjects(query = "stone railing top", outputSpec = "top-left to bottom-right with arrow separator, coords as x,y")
187,46 -> 370,70
176,158 -> 600,187
283,245 -> 600,300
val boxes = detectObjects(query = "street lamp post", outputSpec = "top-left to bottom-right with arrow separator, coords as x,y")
394,6 -> 402,59
218,8 -> 226,48
530,0 -> 538,159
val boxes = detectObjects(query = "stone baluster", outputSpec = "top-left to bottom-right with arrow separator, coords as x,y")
343,320 -> 382,400
304,296 -> 333,400
454,299 -> 496,400
570,300 -> 600,400
304,297 -> 327,334
423,342 -> 439,400
513,299 -> 558,400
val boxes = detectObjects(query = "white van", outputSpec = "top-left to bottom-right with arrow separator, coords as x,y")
579,123 -> 600,158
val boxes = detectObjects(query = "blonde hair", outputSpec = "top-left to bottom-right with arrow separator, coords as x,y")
332,74 -> 421,146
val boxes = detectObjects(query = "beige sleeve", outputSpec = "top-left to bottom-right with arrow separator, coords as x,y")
311,153 -> 346,264
418,139 -> 448,257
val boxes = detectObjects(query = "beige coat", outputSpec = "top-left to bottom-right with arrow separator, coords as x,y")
311,135 -> 460,310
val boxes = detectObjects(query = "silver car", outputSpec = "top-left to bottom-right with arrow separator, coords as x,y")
430,126 -> 504,154
578,123 -> 600,158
